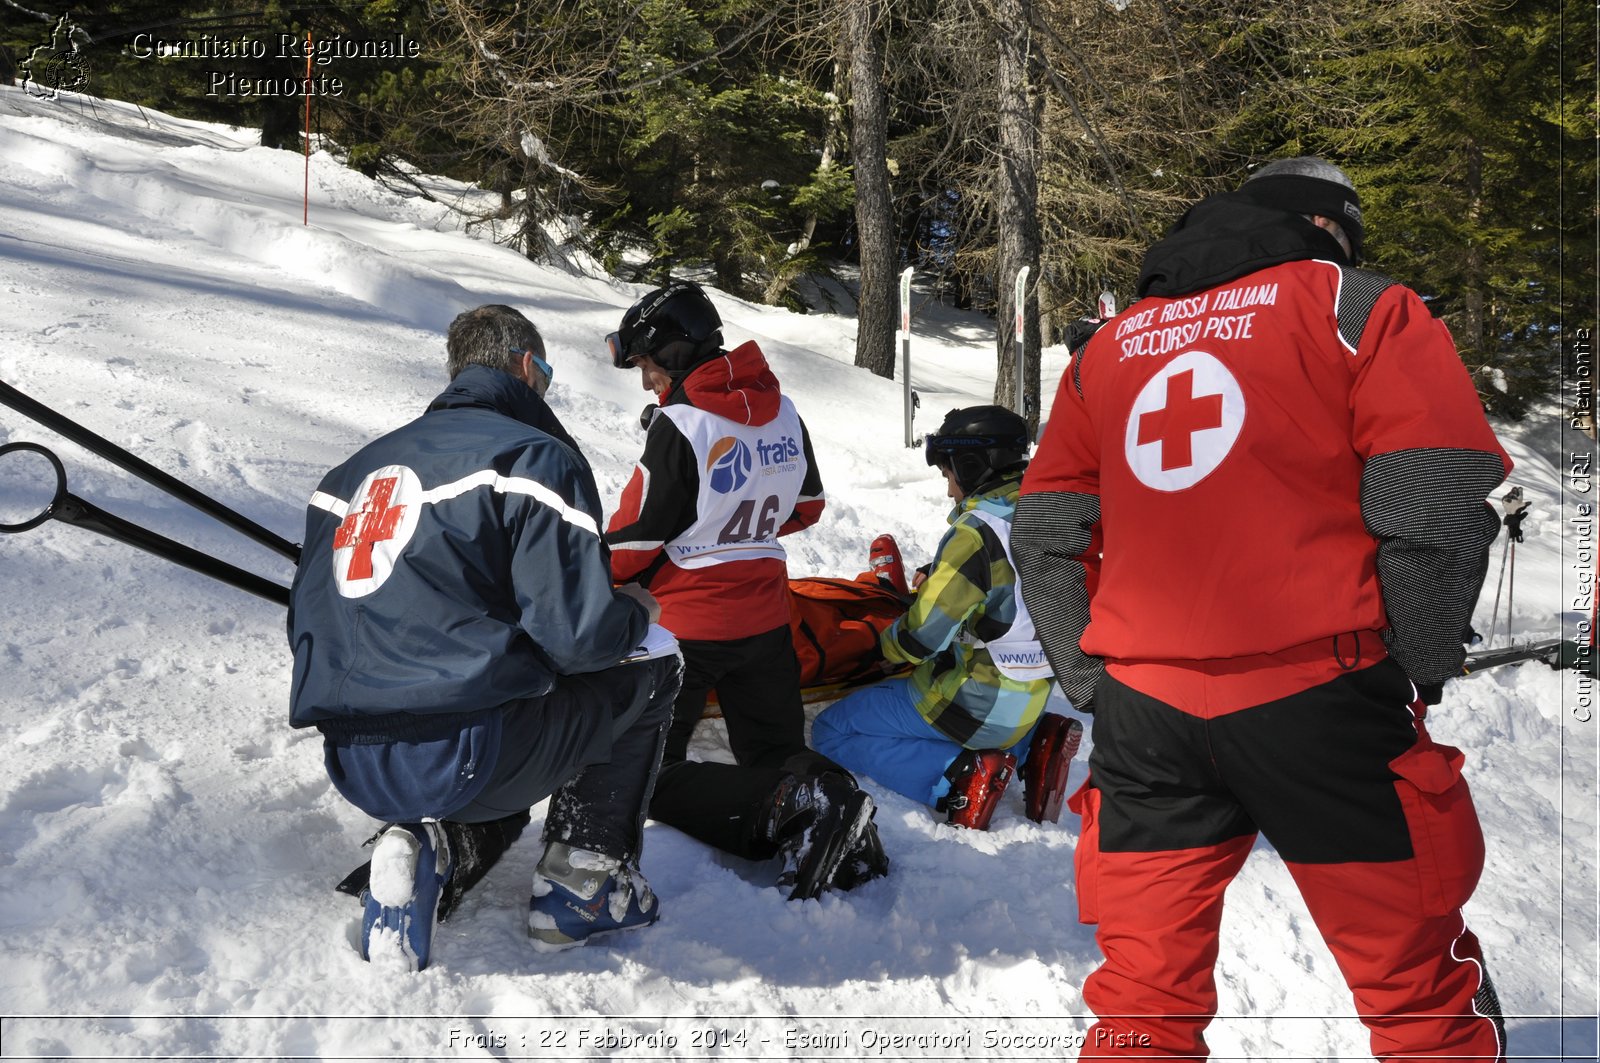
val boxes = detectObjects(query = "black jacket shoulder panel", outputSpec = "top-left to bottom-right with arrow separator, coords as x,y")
1333,266 -> 1399,354
1066,318 -> 1108,398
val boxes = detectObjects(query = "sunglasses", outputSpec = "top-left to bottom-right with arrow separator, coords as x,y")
511,347 -> 554,385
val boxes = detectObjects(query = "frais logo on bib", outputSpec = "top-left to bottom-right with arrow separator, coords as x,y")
705,437 -> 754,493
754,435 -> 801,467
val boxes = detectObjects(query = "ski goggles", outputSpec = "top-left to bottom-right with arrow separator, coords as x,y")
605,331 -> 630,368
510,347 -> 554,386
923,432 -> 996,467
606,330 -> 656,369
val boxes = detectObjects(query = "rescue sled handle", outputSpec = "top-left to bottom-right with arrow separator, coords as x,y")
0,441 -> 291,607
0,378 -> 302,563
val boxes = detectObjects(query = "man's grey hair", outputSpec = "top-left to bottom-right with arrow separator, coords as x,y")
445,304 -> 545,380
1246,156 -> 1355,191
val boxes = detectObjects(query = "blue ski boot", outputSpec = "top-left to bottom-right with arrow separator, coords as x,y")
360,821 -> 453,972
527,842 -> 659,952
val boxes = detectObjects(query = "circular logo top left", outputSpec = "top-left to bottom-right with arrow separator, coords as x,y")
332,465 -> 423,597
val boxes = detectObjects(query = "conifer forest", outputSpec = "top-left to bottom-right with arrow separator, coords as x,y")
7,0 -> 1592,419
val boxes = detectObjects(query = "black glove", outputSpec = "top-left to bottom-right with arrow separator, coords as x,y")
1500,486 -> 1529,543
1415,682 -> 1444,706
1064,317 -> 1107,354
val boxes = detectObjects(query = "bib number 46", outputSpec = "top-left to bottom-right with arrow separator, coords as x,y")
718,495 -> 782,544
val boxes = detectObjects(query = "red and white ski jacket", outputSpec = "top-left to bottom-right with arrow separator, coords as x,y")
606,341 -> 825,641
1013,194 -> 1510,714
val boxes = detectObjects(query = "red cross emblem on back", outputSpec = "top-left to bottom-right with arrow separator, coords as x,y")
1136,368 -> 1224,471
334,476 -> 406,581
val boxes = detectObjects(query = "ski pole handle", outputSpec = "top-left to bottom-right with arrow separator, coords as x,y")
0,378 -> 301,563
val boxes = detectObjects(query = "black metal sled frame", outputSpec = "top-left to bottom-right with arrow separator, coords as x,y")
1,378 -> 301,563
0,437 -> 292,607
1462,637 -> 1578,674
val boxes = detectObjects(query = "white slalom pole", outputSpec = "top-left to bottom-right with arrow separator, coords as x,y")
901,266 -> 915,448
1014,265 -> 1030,417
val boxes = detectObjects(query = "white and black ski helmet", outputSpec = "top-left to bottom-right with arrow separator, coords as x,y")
610,281 -> 724,374
925,405 -> 1031,494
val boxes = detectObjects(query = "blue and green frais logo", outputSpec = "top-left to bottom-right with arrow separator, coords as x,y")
705,438 -> 753,494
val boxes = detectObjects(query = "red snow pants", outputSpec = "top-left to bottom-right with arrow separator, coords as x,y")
1070,657 -> 1505,1061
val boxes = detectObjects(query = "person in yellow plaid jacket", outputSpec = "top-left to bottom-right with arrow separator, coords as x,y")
812,406 -> 1077,829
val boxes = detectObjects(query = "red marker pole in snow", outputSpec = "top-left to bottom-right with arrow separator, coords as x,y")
303,32 -> 312,225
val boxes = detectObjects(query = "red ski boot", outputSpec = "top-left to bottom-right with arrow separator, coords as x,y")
1021,714 -> 1083,824
869,534 -> 910,596
939,750 -> 1017,830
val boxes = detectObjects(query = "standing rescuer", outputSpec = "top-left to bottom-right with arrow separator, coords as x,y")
1012,157 -> 1511,1059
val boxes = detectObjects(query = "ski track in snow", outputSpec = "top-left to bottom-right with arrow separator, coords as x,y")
0,87 -> 1594,1061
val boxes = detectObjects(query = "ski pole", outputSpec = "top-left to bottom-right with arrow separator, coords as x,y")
900,266 -> 915,448
0,441 -> 290,606
1488,535 -> 1509,648
0,378 -> 301,563
1484,483 -> 1523,646
1505,539 -> 1517,645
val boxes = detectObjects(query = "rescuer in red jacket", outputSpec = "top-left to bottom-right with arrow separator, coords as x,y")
1012,158 -> 1510,1060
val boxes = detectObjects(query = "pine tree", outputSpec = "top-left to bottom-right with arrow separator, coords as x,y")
1210,0 -> 1580,417
576,0 -> 845,298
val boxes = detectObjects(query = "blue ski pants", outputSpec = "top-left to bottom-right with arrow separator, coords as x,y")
811,679 -> 1033,807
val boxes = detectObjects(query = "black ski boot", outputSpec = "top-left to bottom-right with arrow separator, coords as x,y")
831,815 -> 891,891
762,770 -> 876,901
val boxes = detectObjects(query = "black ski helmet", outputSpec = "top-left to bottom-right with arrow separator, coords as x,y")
610,281 -> 724,374
925,405 -> 1031,495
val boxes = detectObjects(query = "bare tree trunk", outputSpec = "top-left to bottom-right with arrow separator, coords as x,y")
847,0 -> 897,378
259,96 -> 301,151
993,0 -> 1042,431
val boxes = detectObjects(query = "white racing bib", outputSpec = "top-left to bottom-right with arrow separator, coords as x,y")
964,508 -> 1052,682
659,398 -> 809,570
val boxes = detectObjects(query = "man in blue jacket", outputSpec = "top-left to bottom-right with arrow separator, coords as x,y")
289,304 -> 681,972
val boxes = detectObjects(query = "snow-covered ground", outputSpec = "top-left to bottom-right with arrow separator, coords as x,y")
0,88 -> 1594,1061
